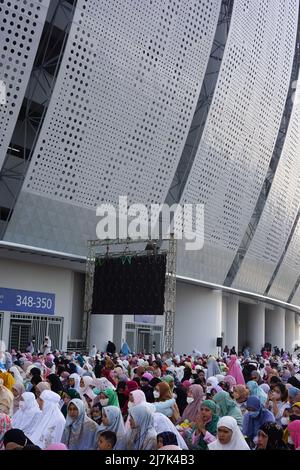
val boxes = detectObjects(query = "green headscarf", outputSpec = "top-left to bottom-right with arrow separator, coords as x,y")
163,375 -> 174,390
104,388 -> 120,407
185,399 -> 219,450
66,388 -> 81,399
201,399 -> 217,415
213,391 -> 242,427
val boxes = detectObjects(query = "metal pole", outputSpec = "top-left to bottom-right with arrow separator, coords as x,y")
164,234 -> 177,352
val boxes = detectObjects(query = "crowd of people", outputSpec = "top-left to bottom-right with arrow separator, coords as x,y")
0,337 -> 300,451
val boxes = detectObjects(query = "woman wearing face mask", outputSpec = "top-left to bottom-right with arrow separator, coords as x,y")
179,384 -> 204,424
152,382 -> 176,418
242,396 -> 274,444
98,388 -> 120,408
256,422 -> 288,450
267,383 -> 289,425
208,416 -> 250,450
183,400 -> 219,450
61,398 -> 98,450
12,392 -> 41,436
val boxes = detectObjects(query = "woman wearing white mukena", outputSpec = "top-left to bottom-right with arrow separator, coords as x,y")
40,336 -> 51,355
28,390 -> 65,449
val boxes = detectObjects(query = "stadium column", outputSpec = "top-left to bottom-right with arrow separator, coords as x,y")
226,295 -> 239,352
247,303 -> 265,354
285,310 -> 296,353
265,307 -> 285,351
89,314 -> 114,353
174,284 -> 222,355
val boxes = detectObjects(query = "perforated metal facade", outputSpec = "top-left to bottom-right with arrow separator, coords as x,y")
177,0 -> 298,285
2,0 -> 300,308
0,0 -> 49,169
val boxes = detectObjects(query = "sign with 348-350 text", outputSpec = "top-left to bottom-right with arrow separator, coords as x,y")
0,287 -> 55,315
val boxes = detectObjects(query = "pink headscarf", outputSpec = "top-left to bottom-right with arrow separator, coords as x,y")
125,389 -> 147,430
223,375 -> 237,391
181,384 -> 204,423
46,443 -> 68,450
142,372 -> 153,381
182,380 -> 191,389
288,420 -> 300,450
227,355 -> 245,385
130,389 -> 146,405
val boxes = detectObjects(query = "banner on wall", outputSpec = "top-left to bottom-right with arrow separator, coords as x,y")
0,287 -> 55,315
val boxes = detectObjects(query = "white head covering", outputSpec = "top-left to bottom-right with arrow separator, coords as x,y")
207,376 -> 219,387
12,392 -> 41,435
28,390 -> 65,449
208,416 -> 250,450
69,373 -> 81,392
98,405 -> 126,437
93,377 -> 116,391
80,376 -> 96,402
89,345 -> 97,358
9,366 -> 24,385
152,412 -> 188,450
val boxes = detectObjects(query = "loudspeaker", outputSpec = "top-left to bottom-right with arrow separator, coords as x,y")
216,337 -> 223,347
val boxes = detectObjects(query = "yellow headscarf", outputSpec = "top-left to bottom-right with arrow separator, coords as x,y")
0,378 -> 14,415
0,370 -> 15,391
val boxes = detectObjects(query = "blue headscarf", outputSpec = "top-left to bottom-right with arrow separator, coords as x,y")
288,386 -> 300,400
127,404 -> 156,450
247,380 -> 267,405
61,399 -> 97,450
120,342 -> 131,355
242,396 -> 275,440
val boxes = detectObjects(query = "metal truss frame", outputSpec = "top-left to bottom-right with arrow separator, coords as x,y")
82,236 -> 177,352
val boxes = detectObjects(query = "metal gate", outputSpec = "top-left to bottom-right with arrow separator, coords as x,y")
9,320 -> 31,351
9,314 -> 63,351
125,323 -> 163,353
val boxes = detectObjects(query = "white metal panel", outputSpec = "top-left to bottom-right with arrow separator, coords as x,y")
23,0 -> 221,208
0,0 -> 50,169
268,220 -> 300,301
234,59 -> 300,295
177,0 -> 298,284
